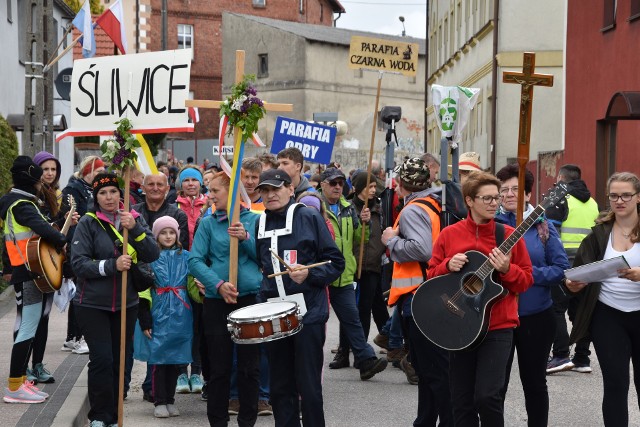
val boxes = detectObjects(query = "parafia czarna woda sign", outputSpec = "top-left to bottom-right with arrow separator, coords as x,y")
348,36 -> 419,77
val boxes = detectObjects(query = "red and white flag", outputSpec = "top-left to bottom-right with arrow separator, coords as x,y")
95,0 -> 127,54
188,107 -> 200,123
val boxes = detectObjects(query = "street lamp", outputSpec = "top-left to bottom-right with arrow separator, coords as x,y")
399,16 -> 406,37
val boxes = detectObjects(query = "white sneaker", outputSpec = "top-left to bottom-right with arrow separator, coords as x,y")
61,339 -> 76,352
3,383 -> 45,403
72,338 -> 89,354
24,380 -> 49,399
166,403 -> 180,417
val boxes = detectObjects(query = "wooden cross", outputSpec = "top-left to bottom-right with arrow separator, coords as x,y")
185,50 -> 292,286
502,52 -> 553,224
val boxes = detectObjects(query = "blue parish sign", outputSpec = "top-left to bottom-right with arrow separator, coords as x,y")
270,116 -> 336,164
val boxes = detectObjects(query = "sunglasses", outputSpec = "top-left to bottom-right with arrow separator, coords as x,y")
326,180 -> 345,187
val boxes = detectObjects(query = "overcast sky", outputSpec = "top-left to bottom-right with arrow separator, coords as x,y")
334,0 -> 427,39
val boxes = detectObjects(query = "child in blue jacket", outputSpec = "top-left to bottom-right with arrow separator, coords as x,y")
135,216 -> 193,419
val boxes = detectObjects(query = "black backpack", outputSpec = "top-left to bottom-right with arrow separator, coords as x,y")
412,180 -> 467,231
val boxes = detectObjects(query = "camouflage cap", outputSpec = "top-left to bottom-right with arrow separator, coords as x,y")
394,157 -> 430,190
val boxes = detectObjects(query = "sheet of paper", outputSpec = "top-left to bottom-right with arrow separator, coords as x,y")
564,255 -> 631,283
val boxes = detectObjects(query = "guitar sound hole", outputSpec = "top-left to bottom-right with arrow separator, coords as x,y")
461,275 -> 483,296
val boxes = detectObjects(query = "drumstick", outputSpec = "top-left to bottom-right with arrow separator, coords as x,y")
270,249 -> 293,271
267,261 -> 332,278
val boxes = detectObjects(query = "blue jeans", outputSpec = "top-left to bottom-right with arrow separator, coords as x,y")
381,306 -> 404,349
329,285 -> 375,363
230,344 -> 270,401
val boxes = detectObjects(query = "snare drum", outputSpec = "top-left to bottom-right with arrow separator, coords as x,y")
227,301 -> 303,344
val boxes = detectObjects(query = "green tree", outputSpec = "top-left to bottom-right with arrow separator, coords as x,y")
0,115 -> 19,196
65,0 -> 103,15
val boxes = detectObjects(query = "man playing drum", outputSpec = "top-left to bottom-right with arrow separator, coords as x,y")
255,169 -> 345,427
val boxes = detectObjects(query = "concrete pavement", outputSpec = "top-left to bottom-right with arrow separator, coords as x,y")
2,284 -> 640,426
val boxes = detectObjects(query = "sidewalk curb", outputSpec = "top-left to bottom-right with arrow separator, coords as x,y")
0,286 -> 13,302
51,364 -> 90,427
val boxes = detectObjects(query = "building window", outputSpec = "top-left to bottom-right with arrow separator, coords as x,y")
602,0 -> 616,31
253,0 -> 266,8
630,0 -> 640,21
178,24 -> 194,59
258,53 -> 268,78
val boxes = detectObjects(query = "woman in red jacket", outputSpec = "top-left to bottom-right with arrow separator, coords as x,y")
427,171 -> 533,427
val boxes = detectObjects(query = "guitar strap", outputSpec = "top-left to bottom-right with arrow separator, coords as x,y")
495,222 -> 505,246
86,214 -> 138,262
494,222 -> 505,285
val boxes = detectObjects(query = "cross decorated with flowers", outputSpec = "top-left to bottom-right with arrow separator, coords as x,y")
186,50 -> 293,285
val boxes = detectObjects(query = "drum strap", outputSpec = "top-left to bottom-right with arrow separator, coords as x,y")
258,203 -> 301,299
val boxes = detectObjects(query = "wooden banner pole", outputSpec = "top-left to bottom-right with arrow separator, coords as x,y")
117,166 -> 131,427
357,71 -> 384,279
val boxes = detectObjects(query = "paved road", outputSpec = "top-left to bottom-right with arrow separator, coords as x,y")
1,286 -> 639,426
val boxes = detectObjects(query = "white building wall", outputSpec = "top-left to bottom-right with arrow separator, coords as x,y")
0,0 -> 25,121
427,0 -> 564,172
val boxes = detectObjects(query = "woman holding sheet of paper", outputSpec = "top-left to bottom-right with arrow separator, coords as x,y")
565,171 -> 640,427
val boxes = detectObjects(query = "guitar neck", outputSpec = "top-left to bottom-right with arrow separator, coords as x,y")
476,204 -> 545,280
59,199 -> 76,236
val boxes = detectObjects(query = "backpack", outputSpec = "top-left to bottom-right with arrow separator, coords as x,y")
412,180 -> 468,231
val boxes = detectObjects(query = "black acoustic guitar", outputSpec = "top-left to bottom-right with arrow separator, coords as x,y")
411,183 -> 568,351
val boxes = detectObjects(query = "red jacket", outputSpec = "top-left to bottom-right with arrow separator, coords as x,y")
176,194 -> 207,249
427,215 -> 533,331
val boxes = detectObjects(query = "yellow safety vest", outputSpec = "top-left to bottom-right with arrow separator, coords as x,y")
388,196 -> 441,306
560,195 -> 599,250
3,200 -> 44,267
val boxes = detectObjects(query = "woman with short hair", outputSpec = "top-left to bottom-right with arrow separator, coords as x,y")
427,171 -> 534,426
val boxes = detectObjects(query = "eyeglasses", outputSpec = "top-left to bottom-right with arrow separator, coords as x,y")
326,180 -> 345,187
475,195 -> 502,204
607,192 -> 638,202
499,186 -> 518,195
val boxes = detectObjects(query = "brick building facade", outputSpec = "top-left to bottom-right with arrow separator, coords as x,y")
146,0 -> 345,141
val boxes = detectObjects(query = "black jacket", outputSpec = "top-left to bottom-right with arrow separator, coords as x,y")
132,200 -> 189,249
0,189 -> 68,284
352,196 -> 385,274
70,208 -> 159,311
568,221 -> 612,345
546,179 -> 594,227
62,175 -> 94,217
256,201 -> 345,325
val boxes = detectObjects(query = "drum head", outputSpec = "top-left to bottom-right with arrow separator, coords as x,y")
230,301 -> 296,320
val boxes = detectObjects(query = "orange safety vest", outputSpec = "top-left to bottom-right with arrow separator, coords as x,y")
3,199 -> 41,267
388,196 -> 441,306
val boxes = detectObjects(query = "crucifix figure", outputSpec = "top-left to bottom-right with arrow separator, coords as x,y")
186,50 -> 293,284
502,52 -> 554,224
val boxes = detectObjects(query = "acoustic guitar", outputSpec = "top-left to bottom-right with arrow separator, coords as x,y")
411,183 -> 568,351
26,195 -> 76,293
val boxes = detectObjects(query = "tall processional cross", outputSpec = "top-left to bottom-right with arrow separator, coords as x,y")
502,52 -> 554,224
186,50 -> 293,285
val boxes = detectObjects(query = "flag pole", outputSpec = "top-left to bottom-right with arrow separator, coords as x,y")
43,34 -> 82,73
45,23 -> 74,66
